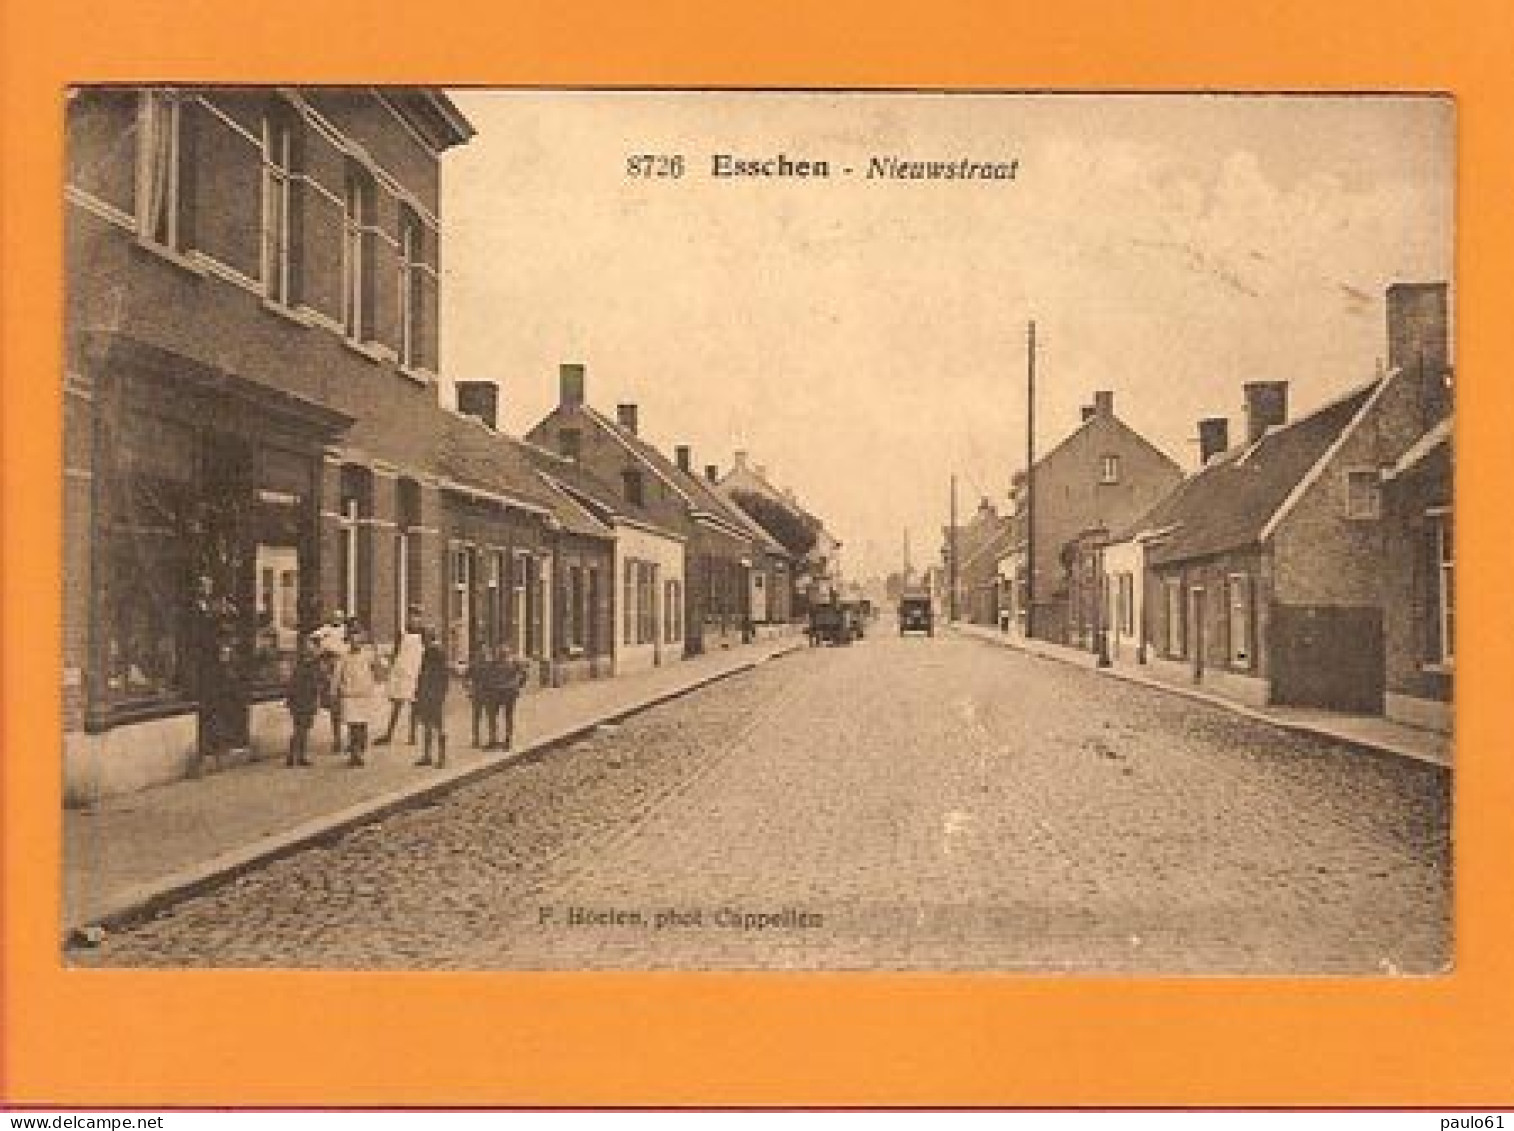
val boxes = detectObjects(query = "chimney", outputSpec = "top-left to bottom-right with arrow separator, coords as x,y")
704,464 -> 719,484
1080,405 -> 1096,423
1386,282 -> 1452,419
1093,390 -> 1114,417
1197,417 -> 1230,466
616,403 -> 639,434
559,363 -> 585,408
455,380 -> 499,431
1386,282 -> 1449,378
734,450 -> 749,471
675,445 -> 692,474
1242,381 -> 1288,444
755,463 -> 767,479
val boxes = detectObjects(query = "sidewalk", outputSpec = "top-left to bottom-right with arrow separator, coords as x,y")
950,622 -> 1451,769
63,635 -> 803,937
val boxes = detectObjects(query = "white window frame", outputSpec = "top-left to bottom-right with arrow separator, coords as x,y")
1430,507 -> 1453,666
1099,454 -> 1120,485
1343,468 -> 1382,520
1164,578 -> 1184,658
394,529 -> 411,631
339,496 -> 360,617
261,111 -> 294,305
512,551 -> 530,657
342,164 -> 375,342
398,208 -> 422,369
450,544 -> 475,662
136,89 -> 183,249
1227,572 -> 1253,669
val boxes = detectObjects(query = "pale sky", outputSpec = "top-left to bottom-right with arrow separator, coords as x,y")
440,92 -> 1453,580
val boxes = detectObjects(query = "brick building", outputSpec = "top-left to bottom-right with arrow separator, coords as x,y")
1121,284 -> 1453,718
61,87 -> 630,803
525,365 -> 759,656
523,441 -> 689,676
998,391 -> 1183,643
940,498 -> 1012,626
718,451 -> 839,619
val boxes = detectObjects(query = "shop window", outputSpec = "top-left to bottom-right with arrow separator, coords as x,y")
101,414 -> 198,704
249,445 -> 315,687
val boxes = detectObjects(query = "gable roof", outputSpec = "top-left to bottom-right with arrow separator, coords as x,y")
1132,378 -> 1382,566
719,462 -> 837,545
1384,415 -> 1453,481
514,437 -> 686,542
431,411 -> 610,540
1027,410 -> 1184,485
578,406 -> 757,543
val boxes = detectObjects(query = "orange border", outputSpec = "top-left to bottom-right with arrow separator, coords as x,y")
5,0 -> 1513,1107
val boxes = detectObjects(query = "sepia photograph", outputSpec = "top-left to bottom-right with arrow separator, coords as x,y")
60,88 -> 1453,974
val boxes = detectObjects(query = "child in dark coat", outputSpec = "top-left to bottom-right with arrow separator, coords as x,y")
470,644 -> 529,751
284,634 -> 322,767
412,627 -> 450,768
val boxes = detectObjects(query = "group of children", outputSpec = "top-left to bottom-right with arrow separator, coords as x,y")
284,607 -> 529,771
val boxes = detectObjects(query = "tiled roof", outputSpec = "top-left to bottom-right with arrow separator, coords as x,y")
1130,379 -> 1381,566
582,407 -> 758,544
430,410 -> 609,540
513,435 -> 685,541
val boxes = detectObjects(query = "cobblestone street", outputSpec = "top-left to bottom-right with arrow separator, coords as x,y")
74,630 -> 1451,972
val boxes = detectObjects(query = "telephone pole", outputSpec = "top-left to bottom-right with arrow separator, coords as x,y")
1025,319 -> 1037,641
949,474 -> 959,622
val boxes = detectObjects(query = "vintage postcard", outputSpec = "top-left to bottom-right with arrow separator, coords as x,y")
59,88 -> 1453,976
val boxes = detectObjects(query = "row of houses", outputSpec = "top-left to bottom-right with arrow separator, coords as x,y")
942,283 -> 1453,734
62,85 -> 841,804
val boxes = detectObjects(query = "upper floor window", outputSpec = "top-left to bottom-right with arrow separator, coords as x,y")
398,206 -> 425,369
262,104 -> 298,305
622,468 -> 645,508
137,89 -> 187,250
1344,468 -> 1382,520
558,428 -> 582,462
342,161 -> 377,342
1099,454 -> 1120,484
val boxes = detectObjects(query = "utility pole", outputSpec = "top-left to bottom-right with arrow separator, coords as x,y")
903,527 -> 911,586
949,474 -> 959,622
1025,319 -> 1037,641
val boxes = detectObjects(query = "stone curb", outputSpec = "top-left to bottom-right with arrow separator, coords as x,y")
949,624 -> 1450,771
64,642 -> 804,944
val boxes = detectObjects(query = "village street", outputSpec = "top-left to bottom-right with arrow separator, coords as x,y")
73,627 -> 1451,973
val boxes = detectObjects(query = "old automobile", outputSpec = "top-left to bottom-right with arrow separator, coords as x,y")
898,592 -> 933,636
